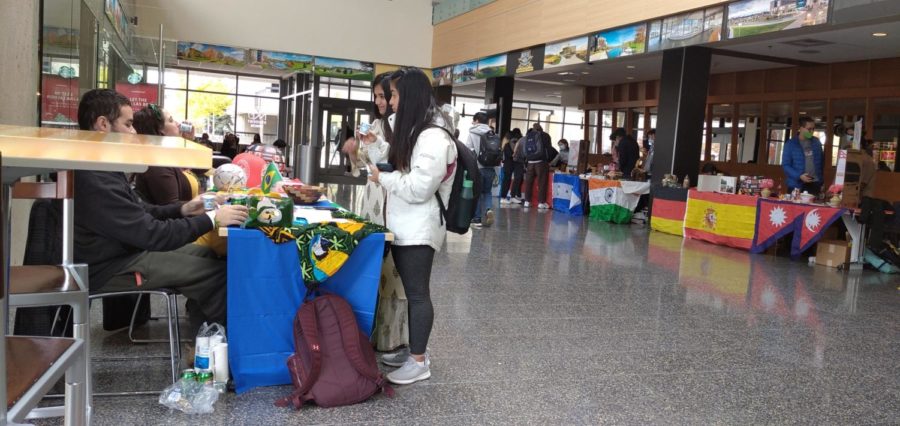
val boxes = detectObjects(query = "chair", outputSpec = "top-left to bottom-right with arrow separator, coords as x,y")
5,169 -> 88,424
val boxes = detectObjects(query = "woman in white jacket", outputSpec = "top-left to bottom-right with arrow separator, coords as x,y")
367,68 -> 456,385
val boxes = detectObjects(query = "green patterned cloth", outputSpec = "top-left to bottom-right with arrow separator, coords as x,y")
259,217 -> 389,285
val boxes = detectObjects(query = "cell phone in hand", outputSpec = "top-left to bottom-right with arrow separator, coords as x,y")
376,163 -> 394,172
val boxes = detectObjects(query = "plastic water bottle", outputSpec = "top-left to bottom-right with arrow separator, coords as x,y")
457,171 -> 475,230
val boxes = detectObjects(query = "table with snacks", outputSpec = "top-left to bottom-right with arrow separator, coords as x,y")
216,181 -> 392,394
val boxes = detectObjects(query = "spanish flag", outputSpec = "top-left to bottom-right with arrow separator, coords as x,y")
683,190 -> 757,250
261,161 -> 283,193
650,186 -> 688,236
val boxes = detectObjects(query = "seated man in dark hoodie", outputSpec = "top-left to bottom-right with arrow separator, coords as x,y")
74,89 -> 248,331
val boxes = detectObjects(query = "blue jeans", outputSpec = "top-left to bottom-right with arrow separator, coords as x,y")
474,167 -> 495,221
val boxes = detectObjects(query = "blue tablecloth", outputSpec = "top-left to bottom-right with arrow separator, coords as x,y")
551,173 -> 585,215
227,227 -> 386,393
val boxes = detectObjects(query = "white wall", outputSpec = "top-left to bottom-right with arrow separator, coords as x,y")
126,0 -> 434,68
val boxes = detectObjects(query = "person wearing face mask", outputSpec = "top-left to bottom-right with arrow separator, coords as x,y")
782,116 -> 824,195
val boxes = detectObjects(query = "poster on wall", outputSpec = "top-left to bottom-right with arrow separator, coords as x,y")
453,61 -> 478,83
727,0 -> 830,39
177,42 -> 247,66
115,83 -> 159,111
589,24 -> 646,61
476,54 -> 508,79
43,27 -> 79,50
544,37 -> 588,68
41,75 -> 79,125
314,57 -> 374,81
647,7 -> 723,51
432,66 -> 453,86
250,50 -> 313,72
104,0 -> 129,42
507,45 -> 545,74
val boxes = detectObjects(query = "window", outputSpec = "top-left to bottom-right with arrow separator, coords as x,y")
237,76 -> 279,97
737,103 -> 761,163
710,104 -> 734,162
188,70 -> 236,93
766,102 -> 793,165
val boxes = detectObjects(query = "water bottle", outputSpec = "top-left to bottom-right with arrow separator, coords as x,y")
457,171 -> 475,230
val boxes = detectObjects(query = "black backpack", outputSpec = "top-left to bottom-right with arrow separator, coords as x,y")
477,131 -> 502,167
431,126 -> 482,234
524,131 -> 544,162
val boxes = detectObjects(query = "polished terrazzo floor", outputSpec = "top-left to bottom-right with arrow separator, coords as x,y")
31,184 -> 900,425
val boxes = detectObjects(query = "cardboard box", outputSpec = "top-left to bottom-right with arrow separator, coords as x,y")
697,175 -> 719,192
815,240 -> 850,268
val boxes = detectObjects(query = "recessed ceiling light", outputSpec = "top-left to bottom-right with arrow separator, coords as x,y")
563,79 -> 576,82
722,104 -> 730,107
872,32 -> 888,37
581,71 -> 590,75
626,76 -> 634,80
799,111 -> 807,115
557,71 -> 574,76
626,65 -> 635,69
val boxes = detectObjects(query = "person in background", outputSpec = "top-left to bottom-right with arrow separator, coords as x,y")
251,133 -> 262,145
782,116 -> 824,195
74,89 -> 248,332
198,132 -> 214,150
522,123 -> 551,209
500,128 -> 524,204
610,128 -> 640,178
221,133 -> 240,159
464,111 -> 495,228
273,138 -> 287,150
550,139 -> 569,170
642,129 -> 655,176
701,162 -> 720,175
367,68 -> 456,385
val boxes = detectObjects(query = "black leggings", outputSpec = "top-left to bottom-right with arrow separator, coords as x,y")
391,245 -> 435,355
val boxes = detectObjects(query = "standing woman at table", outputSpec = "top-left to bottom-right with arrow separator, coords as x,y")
367,68 -> 457,385
343,72 -> 394,224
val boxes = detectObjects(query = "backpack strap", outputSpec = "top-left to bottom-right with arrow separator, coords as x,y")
327,295 -> 395,397
275,300 -> 324,409
425,124 -> 455,228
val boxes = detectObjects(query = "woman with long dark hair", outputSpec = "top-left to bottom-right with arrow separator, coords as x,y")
344,72 -> 394,224
500,128 -> 524,204
367,68 -> 456,385
133,104 -> 195,205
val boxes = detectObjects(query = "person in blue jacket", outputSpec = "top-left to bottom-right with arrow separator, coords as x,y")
782,116 -> 824,195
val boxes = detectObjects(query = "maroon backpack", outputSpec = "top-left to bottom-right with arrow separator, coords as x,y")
276,294 -> 393,409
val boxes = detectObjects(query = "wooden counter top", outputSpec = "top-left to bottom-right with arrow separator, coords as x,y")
0,125 -> 212,175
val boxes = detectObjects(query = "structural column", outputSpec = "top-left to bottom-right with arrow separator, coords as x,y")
0,0 -> 39,127
652,46 -> 711,186
485,76 -> 514,138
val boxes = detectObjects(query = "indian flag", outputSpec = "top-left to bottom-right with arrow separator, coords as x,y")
588,179 -> 640,224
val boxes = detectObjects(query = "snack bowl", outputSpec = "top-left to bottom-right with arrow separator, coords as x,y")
282,184 -> 326,205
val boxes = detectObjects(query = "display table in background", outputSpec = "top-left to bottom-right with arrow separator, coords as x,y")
683,190 -> 757,250
551,173 -> 585,215
649,186 -> 689,236
751,198 -> 846,258
227,226 -> 387,394
587,178 -> 650,224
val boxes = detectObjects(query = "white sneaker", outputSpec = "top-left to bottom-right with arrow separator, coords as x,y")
500,198 -> 510,205
538,203 -> 550,210
381,347 -> 410,367
523,201 -> 531,207
510,197 -> 523,204
386,354 -> 431,385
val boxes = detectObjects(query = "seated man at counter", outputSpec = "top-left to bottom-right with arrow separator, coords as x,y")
74,89 -> 248,331
782,116 -> 824,195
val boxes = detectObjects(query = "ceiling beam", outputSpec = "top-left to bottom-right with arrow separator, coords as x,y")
708,48 -> 821,67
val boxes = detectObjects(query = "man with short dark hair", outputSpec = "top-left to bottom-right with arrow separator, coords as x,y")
74,89 -> 248,331
610,128 -> 640,177
782,116 -> 824,195
464,111 -> 495,228
522,123 -> 551,209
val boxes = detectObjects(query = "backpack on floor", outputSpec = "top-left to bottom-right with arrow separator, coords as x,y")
477,131 -> 502,167
524,130 -> 544,162
276,294 -> 393,409
430,126 -> 482,235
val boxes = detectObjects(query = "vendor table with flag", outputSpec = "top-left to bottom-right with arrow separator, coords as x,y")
751,198 -> 846,258
683,190 -> 757,250
649,186 -> 689,236
587,178 -> 651,224
551,173 -> 585,215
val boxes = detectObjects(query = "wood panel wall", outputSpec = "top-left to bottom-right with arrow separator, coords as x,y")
432,0 -> 721,67
581,57 -> 900,202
